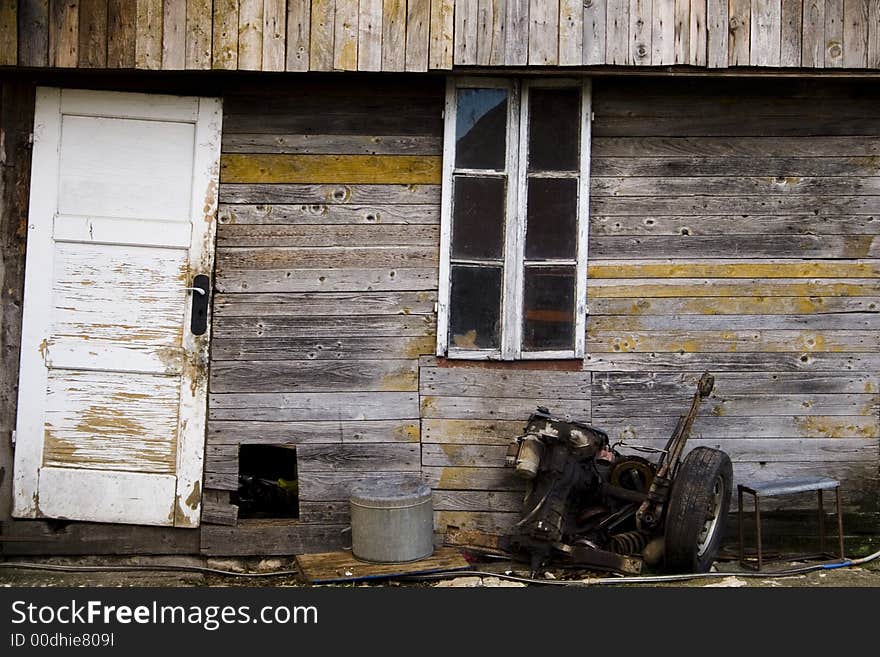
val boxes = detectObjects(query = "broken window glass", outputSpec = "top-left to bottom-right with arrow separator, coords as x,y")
449,265 -> 503,350
525,177 -> 578,260
452,175 -> 506,260
455,87 -> 508,170
528,88 -> 580,172
522,266 -> 576,352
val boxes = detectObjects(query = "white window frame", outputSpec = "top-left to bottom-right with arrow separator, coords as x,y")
437,76 -> 592,361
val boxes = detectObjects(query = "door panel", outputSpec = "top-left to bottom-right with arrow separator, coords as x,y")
12,88 -> 222,528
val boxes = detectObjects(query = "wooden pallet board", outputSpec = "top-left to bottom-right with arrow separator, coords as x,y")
295,546 -> 470,583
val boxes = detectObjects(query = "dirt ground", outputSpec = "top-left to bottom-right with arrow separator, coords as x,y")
1,553 -> 879,588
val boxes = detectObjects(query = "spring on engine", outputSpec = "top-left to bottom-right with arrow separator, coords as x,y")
609,530 -> 649,555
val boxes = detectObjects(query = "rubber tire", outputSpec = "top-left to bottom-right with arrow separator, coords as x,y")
663,447 -> 733,574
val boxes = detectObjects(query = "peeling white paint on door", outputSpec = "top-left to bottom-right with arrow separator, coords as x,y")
12,88 -> 222,528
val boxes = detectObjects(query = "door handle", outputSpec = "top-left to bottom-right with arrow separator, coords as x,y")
189,274 -> 210,335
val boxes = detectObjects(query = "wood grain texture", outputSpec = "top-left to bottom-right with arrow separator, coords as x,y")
607,0 -> 630,64
220,154 -> 442,184
382,0 -> 406,69
751,0 -> 781,66
333,0 -> 358,70
780,0 -> 802,66
161,0 -> 186,70
870,0 -> 880,67
135,0 -> 163,69
528,0 -> 558,64
826,0 -> 845,66
802,0 -> 825,67
843,0 -> 869,68
185,0 -> 213,69
309,0 -> 334,70
429,0 -> 454,68
357,0 -> 382,71
455,0 -> 479,64
705,0 -> 727,67
405,0 -> 430,70
728,0 -> 750,65
262,0 -> 287,71
213,0 -> 239,69
286,0 -> 311,70
18,0 -> 50,67
49,0 -> 78,67
559,0 -> 584,65
237,0 -> 264,70
584,0 -> 607,64
0,1 -> 16,66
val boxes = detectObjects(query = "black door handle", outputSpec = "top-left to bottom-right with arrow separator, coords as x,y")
189,274 -> 210,335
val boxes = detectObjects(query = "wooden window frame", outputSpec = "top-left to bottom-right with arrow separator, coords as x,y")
437,76 -> 592,361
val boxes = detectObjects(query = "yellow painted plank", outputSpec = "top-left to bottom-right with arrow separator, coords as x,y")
587,279 -> 880,298
587,260 -> 880,279
220,154 -> 443,184
0,2 -> 17,66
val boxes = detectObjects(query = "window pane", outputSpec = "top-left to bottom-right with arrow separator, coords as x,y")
449,266 -> 503,350
452,176 -> 506,260
528,88 -> 580,172
525,178 -> 578,260
455,88 -> 508,170
522,266 -> 576,352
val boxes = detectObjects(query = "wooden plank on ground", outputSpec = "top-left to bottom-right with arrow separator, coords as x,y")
286,0 -> 311,70
296,547 -> 471,583
18,0 -> 50,67
262,0 -> 286,71
201,522 -> 348,555
135,0 -> 163,69
405,0 -> 430,70
185,0 -> 213,69
79,0 -> 109,68
161,0 -> 186,69
429,0 -> 454,68
238,0 -> 263,70
584,0 -> 607,64
49,0 -> 78,67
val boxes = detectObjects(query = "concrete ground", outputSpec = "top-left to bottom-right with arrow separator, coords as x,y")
1,553 -> 879,587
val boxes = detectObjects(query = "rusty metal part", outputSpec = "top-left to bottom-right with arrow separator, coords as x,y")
609,530 -> 650,556
636,372 -> 715,533
610,456 -> 656,492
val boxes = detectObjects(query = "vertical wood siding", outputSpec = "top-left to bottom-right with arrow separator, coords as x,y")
5,1 -> 880,71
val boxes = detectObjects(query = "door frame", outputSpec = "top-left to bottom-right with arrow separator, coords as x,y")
12,87 -> 223,528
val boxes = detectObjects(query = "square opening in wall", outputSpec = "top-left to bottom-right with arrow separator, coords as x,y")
233,445 -> 299,519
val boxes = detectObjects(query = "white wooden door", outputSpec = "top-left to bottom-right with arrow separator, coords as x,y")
12,88 -> 222,528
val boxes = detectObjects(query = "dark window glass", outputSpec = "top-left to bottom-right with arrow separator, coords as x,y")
452,176 -> 506,260
522,266 -> 575,351
528,88 -> 580,172
525,178 -> 578,260
449,266 -> 503,350
456,88 -> 508,170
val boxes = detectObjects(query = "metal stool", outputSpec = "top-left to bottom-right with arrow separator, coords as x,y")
738,476 -> 845,571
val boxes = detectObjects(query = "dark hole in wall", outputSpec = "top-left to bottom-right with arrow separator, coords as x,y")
233,445 -> 299,519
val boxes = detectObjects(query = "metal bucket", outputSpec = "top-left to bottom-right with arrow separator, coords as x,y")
350,479 -> 434,563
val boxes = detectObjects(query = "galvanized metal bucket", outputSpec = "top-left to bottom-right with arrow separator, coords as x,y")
349,479 -> 434,563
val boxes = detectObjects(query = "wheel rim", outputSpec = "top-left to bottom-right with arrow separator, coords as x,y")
696,475 -> 724,557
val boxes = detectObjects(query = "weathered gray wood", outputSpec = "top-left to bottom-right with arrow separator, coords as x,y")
435,511 -> 519,533
592,155 -> 880,177
870,0 -> 880,67
780,0 -> 803,66
211,336 -> 435,361
528,0 -> 559,64
606,0 -> 630,64
0,82 -> 34,522
592,371 -> 880,396
298,501 -> 351,523
591,136 -> 880,157
583,351 -> 880,372
629,0 -> 651,65
825,0 -> 845,67
454,0 -> 479,64
209,392 -> 420,421
423,443 -> 512,467
591,196 -> 880,216
297,443 -> 420,471
559,0 -> 583,65
673,0 -> 689,63
18,0 -> 50,66
595,414 -> 878,440
213,291 -> 436,317
213,314 -> 434,338
594,115 -> 880,137
592,393 -> 877,417
583,0 -> 607,64
503,0 -> 528,64
593,175 -> 880,196
404,0 -> 430,71
208,419 -> 421,444
591,214 -> 880,236
589,314 -> 880,331
215,267 -> 438,293
589,235 -> 880,260
433,490 -> 523,512
422,418 -> 527,444
219,184 -> 441,204
297,471 -> 423,500
220,203 -> 440,225
0,520 -> 199,555
218,224 -> 439,247
221,133 -> 442,155
286,0 -> 310,71
419,367 -> 591,398
200,522 -> 348,555
750,0 -> 781,66
210,359 -> 419,392
706,0 -> 727,67
802,0 -> 825,67
589,296 -> 880,316
843,0 -> 869,68
421,396 -> 591,421
201,489 -> 239,526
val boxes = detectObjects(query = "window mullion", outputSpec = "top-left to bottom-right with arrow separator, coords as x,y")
436,77 -> 458,356
502,81 -> 525,361
574,79 -> 592,359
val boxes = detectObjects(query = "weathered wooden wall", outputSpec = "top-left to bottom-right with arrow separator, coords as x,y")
3,1 -> 880,73
200,76 -> 443,554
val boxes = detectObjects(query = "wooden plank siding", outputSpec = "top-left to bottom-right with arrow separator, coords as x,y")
4,1 -> 880,71
201,76 -> 443,551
